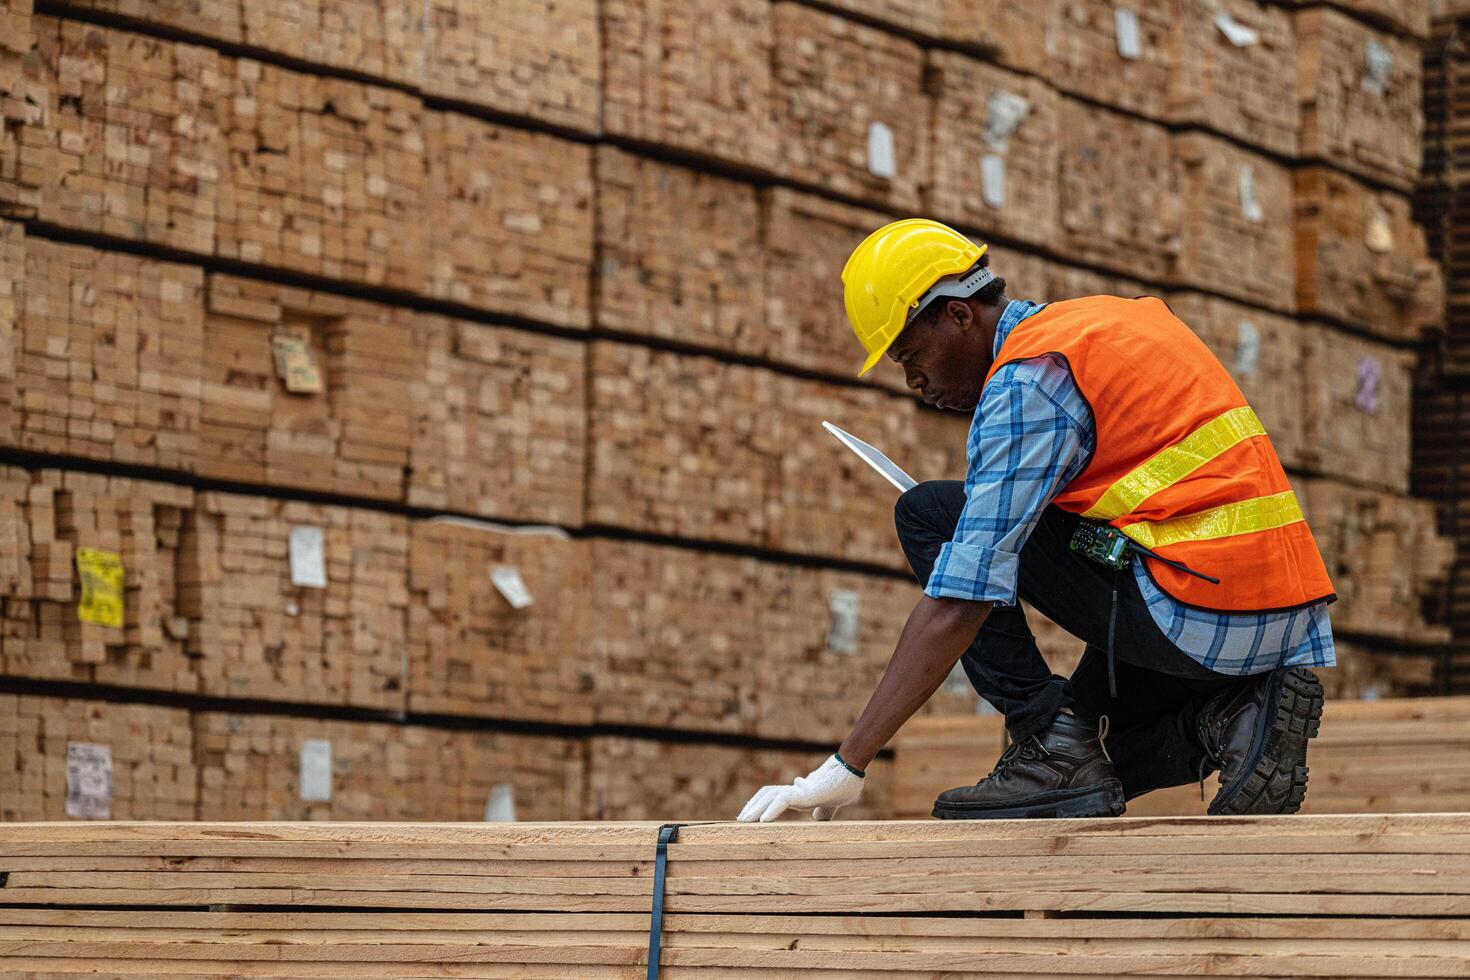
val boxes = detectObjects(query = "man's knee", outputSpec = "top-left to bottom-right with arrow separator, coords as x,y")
893,480 -> 963,541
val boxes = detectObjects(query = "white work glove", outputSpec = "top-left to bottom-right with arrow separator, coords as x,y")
736,754 -> 865,823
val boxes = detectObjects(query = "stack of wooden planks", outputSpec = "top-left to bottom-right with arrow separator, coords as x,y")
893,695 -> 1470,819
0,816 -> 1468,976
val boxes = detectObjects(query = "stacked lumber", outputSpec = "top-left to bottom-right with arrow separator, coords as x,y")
0,469 -> 197,692
1306,696 -> 1470,812
1296,167 -> 1444,339
770,379 -> 970,568
1168,0 -> 1299,156
1304,478 -> 1454,645
1319,639 -> 1447,700
181,491 -> 410,710
585,738 -> 893,821
215,62 -> 424,288
940,2 -> 1050,76
925,53 -> 1060,250
408,316 -> 587,525
1295,6 -> 1423,190
600,0 -> 778,172
595,148 -> 768,357
1173,132 -> 1295,311
1164,291 -> 1306,468
1302,325 -> 1414,493
422,111 -> 594,328
586,540 -> 762,734
762,188 -> 903,388
194,712 -> 584,821
1045,259 -> 1149,302
1046,0 -> 1174,118
422,0 -> 600,132
1056,98 -> 1181,282
3,818 -> 1470,978
771,2 -> 928,210
33,17 -> 224,255
0,695 -> 195,820
895,696 -> 1470,819
0,0 -> 40,221
586,342 -> 777,547
14,237 -> 204,469
1280,0 -> 1431,40
406,520 -> 591,724
201,274 -> 416,498
63,0 -> 424,86
33,18 -> 428,287
0,222 -> 15,439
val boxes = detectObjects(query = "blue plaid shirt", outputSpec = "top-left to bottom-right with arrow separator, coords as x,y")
924,299 -> 1336,675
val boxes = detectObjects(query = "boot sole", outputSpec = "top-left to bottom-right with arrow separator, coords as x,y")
932,779 -> 1126,820
1209,667 -> 1324,816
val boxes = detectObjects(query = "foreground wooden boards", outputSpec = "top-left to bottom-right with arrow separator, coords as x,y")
1,817 -> 1470,976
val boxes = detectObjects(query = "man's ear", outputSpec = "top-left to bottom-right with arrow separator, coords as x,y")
948,299 -> 972,330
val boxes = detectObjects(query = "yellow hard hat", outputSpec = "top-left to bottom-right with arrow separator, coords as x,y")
842,219 -> 987,377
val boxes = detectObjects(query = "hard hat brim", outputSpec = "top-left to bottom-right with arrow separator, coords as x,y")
858,333 -> 898,377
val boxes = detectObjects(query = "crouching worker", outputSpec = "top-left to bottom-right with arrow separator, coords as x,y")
737,219 -> 1334,824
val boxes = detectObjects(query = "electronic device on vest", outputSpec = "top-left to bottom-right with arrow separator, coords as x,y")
1069,518 -> 1222,585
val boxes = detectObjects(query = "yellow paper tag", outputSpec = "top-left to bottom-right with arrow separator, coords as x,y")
271,334 -> 324,394
75,547 -> 125,628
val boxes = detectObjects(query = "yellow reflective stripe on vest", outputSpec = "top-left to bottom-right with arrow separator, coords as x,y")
1083,406 -> 1266,521
1118,490 -> 1305,551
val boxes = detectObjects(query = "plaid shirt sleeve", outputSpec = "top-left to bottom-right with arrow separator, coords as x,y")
923,355 -> 1094,606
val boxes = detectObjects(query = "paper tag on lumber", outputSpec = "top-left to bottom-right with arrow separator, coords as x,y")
75,547 -> 125,628
981,155 -> 1006,209
1234,320 -> 1261,379
484,784 -> 517,822
289,526 -> 327,589
299,740 -> 333,802
491,565 -> 534,609
65,742 -> 113,819
827,590 -> 860,653
271,334 -> 324,394
1238,166 -> 1263,222
1363,38 -> 1392,95
1114,9 -> 1142,59
867,122 -> 896,179
983,91 -> 1030,151
1214,12 -> 1259,47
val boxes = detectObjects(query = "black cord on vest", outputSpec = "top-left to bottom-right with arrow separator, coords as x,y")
1106,565 -> 1119,699
1132,542 -> 1221,584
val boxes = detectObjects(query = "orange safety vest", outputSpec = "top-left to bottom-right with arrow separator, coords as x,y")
986,295 -> 1334,612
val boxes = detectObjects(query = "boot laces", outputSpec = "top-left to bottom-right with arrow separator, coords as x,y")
984,734 -> 1042,783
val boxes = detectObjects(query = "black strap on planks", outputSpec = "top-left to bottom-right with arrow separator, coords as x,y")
646,823 -> 682,980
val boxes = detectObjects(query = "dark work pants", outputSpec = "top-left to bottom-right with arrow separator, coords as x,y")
895,480 -> 1248,800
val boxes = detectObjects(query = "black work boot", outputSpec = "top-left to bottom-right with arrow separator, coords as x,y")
1196,667 -> 1324,815
932,711 -> 1126,820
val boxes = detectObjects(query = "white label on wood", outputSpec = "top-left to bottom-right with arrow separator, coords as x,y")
1365,201 -> 1395,253
1213,11 -> 1259,47
490,565 -> 534,610
65,742 -> 113,820
484,783 -> 517,822
981,154 -> 1006,209
1363,38 -> 1392,95
1354,357 -> 1381,414
1234,320 -> 1261,380
1238,165 -> 1263,223
983,91 -> 1030,151
827,590 -> 861,654
299,739 -> 333,802
288,525 -> 327,589
867,122 -> 896,179
1114,9 -> 1142,59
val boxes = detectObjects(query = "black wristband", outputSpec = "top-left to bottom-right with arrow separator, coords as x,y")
833,752 -> 865,778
